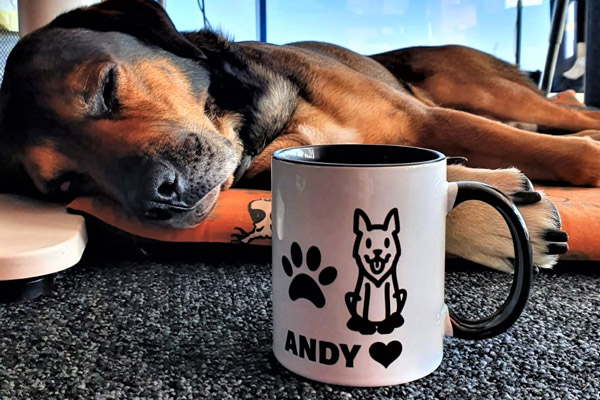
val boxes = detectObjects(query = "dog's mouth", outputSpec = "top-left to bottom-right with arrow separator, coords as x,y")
59,133 -> 239,229
84,184 -> 222,229
139,185 -> 221,228
365,254 -> 391,275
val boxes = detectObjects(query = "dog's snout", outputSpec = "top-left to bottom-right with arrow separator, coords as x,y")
139,162 -> 193,220
373,249 -> 383,257
143,206 -> 175,221
139,162 -> 195,221
111,151 -> 229,226
146,162 -> 184,203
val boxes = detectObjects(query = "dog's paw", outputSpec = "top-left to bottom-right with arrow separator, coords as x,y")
446,165 -> 568,272
569,129 -> 600,141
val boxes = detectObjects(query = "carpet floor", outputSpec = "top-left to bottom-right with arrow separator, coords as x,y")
1,240 -> 599,400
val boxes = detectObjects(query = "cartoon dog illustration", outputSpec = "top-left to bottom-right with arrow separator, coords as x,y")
232,198 -> 272,244
345,208 -> 407,335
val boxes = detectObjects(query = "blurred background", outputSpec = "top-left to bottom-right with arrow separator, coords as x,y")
0,0 -> 589,93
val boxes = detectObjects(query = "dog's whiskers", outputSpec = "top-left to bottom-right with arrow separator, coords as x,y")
198,115 -> 207,137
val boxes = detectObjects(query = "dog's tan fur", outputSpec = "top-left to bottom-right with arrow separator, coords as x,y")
234,41 -> 600,189
446,166 -> 560,272
0,0 -> 578,271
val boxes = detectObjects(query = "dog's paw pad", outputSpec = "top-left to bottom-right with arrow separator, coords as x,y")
544,229 -> 569,242
546,242 -> 569,255
511,191 -> 542,205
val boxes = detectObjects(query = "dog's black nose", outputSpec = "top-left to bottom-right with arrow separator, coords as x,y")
139,162 -> 192,221
145,162 -> 184,203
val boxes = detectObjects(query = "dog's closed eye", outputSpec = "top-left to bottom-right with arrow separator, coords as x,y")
90,66 -> 119,117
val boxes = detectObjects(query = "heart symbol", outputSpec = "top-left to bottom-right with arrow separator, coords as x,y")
369,341 -> 402,368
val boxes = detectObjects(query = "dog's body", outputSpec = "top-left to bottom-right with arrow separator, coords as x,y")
0,0 -> 582,271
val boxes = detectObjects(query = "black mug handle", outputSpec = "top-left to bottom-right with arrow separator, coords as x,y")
448,181 -> 534,340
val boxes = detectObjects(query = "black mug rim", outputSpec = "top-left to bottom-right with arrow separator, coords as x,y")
272,144 -> 445,167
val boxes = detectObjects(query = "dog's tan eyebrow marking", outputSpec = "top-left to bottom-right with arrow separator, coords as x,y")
126,59 -> 206,122
23,145 -> 72,182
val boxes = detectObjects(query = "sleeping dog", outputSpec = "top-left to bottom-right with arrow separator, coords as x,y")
1,0 -> 587,272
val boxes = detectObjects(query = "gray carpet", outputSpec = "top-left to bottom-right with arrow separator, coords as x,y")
1,239 -> 599,400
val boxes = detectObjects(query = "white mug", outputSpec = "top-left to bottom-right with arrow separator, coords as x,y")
271,144 -> 532,387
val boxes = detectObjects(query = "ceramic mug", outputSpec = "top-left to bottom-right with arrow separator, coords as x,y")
271,144 -> 532,387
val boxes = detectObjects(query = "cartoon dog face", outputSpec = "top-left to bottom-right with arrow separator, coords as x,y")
352,208 -> 401,286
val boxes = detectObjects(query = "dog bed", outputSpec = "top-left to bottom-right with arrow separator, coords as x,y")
66,186 -> 599,261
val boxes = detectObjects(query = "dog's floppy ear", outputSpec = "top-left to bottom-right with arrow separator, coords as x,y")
48,0 -> 206,60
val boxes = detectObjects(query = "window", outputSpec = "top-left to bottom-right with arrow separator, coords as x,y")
166,0 -> 552,72
166,0 -> 257,41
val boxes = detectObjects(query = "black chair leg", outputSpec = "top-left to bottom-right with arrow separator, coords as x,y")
584,0 -> 599,108
540,0 -> 570,95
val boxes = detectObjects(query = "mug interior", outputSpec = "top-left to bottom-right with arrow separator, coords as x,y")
273,144 -> 445,167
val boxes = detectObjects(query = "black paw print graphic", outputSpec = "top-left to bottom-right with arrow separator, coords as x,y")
282,242 -> 337,308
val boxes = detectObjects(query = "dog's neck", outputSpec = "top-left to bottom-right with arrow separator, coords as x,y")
184,30 -> 299,183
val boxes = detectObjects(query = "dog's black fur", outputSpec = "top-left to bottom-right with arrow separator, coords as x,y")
0,0 -> 576,271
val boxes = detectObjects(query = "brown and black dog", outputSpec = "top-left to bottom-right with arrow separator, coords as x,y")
2,0 -> 591,272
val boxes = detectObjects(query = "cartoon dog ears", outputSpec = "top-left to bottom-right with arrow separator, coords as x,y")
48,0 -> 207,61
354,208 -> 400,234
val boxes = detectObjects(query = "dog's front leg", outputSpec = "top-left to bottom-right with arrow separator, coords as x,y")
446,165 -> 568,272
419,107 -> 600,186
238,133 -> 311,189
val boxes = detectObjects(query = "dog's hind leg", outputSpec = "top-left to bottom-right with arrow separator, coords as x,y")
372,46 -> 600,132
417,75 -> 600,132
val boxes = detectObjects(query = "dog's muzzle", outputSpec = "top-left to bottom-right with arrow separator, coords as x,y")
114,157 -> 223,228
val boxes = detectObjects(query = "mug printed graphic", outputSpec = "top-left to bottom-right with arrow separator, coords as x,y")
345,208 -> 407,335
279,210 -> 407,371
369,341 -> 403,368
282,242 -> 338,308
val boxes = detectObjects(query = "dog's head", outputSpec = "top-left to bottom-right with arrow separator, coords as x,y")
0,0 -> 244,227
